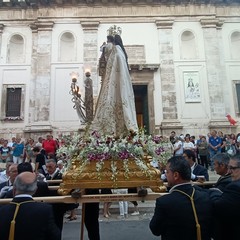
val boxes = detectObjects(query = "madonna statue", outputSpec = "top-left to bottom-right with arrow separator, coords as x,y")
90,32 -> 138,136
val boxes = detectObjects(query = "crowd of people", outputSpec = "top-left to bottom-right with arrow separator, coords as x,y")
169,129 -> 240,170
0,133 -> 80,240
1,137 -> 240,239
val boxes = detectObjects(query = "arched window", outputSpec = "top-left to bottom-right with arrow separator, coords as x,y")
231,31 -> 240,59
180,31 -> 197,59
7,34 -> 24,63
59,32 -> 76,62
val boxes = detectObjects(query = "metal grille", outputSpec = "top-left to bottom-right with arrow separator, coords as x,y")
6,88 -> 21,117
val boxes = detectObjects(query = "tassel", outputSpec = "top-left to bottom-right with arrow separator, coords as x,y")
172,188 -> 202,240
8,220 -> 16,240
196,223 -> 201,240
8,203 -> 20,240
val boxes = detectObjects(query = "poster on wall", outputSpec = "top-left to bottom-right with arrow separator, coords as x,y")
183,72 -> 201,102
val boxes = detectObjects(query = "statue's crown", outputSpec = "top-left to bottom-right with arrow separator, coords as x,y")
107,25 -> 122,36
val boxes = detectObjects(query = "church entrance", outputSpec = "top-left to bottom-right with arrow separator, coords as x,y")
133,85 -> 149,134
130,66 -> 158,134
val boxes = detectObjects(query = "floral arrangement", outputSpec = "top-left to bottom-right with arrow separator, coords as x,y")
57,130 -> 173,182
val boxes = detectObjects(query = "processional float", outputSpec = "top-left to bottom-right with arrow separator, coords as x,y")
58,25 -> 169,197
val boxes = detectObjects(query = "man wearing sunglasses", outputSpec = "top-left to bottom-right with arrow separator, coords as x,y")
210,154 -> 240,240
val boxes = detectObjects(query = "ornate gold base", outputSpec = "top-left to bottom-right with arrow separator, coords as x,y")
58,156 -> 166,195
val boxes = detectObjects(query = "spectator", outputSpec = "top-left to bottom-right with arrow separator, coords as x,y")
183,149 -> 209,182
4,162 -> 49,198
42,134 -> 58,156
45,159 -> 62,180
0,164 -> 18,198
128,188 -> 140,216
100,188 -> 112,218
169,131 -> 176,145
46,159 -> 78,230
208,130 -> 222,171
150,156 -> 214,240
173,136 -> 184,156
183,136 -> 195,152
234,133 -> 240,154
197,136 -> 209,169
116,188 -> 128,219
7,137 -> 16,162
24,138 -> 35,163
0,140 -> 11,163
12,138 -> 24,164
33,146 -> 46,175
0,161 -> 13,184
212,153 -> 231,192
57,160 -> 64,174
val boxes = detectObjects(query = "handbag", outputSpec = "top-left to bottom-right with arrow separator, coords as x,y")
227,145 -> 236,156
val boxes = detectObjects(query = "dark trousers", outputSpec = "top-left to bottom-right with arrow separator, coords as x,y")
128,188 -> 138,207
84,189 -> 100,240
199,155 -> 208,169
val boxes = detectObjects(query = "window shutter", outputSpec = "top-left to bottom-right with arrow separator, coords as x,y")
6,88 -> 22,117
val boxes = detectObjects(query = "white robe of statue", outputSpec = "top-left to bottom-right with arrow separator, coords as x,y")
90,44 -> 138,136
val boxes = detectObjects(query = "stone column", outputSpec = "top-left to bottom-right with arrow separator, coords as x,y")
26,21 -> 54,133
200,18 -> 231,130
156,19 -> 183,135
81,21 -> 99,104
0,24 -> 4,59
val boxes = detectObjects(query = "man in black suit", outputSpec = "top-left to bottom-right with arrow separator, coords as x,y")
4,162 -> 50,198
183,149 -> 209,181
150,156 -> 214,240
45,159 -> 78,231
210,154 -> 240,240
212,153 -> 231,191
45,159 -> 62,180
0,171 -> 60,240
0,164 -> 18,198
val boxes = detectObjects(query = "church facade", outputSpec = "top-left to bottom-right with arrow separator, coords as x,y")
0,0 -> 240,139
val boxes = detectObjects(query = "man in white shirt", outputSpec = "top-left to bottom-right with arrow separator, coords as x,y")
174,137 -> 184,156
0,161 -> 13,184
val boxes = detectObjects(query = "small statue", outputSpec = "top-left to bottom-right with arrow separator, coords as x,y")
226,114 -> 237,125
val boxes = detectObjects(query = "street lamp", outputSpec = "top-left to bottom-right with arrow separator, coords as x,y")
70,71 -> 93,124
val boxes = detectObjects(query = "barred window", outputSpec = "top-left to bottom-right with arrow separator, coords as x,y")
6,88 -> 22,117
235,84 -> 240,113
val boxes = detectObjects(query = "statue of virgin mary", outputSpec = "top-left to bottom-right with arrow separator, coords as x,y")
90,28 -> 138,136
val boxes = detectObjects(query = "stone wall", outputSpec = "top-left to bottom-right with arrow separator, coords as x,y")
0,2 -> 240,138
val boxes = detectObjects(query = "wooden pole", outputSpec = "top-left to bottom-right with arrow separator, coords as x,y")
80,203 -> 85,240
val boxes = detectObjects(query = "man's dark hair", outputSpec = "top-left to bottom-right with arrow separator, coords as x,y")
46,159 -> 57,165
33,146 -> 40,153
212,153 -> 230,166
17,162 -> 33,174
167,156 -> 191,180
183,149 -> 196,162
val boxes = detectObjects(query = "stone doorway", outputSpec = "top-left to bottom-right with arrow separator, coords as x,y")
130,65 -> 159,134
133,85 -> 149,133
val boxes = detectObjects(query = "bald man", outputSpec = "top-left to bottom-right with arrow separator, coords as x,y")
0,172 -> 61,240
